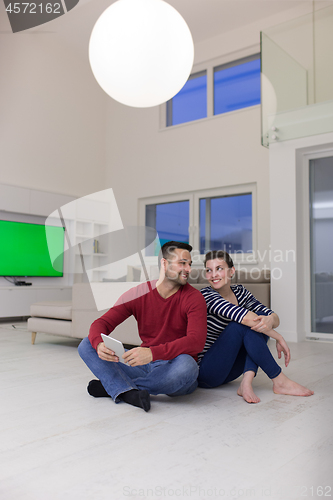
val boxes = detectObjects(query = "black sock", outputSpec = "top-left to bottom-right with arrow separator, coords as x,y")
119,389 -> 151,412
87,379 -> 110,398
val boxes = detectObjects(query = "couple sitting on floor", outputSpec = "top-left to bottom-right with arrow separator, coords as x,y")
78,241 -> 313,412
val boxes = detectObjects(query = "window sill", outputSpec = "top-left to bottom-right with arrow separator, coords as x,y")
159,104 -> 260,133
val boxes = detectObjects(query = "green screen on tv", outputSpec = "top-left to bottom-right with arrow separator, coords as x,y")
0,220 -> 65,277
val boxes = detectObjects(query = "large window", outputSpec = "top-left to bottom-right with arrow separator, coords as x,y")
199,194 -> 252,254
141,185 -> 256,258
145,200 -> 189,255
165,53 -> 260,127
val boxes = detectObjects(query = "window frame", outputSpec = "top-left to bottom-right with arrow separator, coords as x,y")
159,44 -> 261,130
166,70 -> 207,127
213,53 -> 261,116
139,183 -> 257,263
300,149 -> 333,341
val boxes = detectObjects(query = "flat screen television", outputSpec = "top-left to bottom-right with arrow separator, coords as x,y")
0,220 -> 65,277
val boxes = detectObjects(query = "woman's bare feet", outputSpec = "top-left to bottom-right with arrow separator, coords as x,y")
237,371 -> 261,403
272,372 -> 314,396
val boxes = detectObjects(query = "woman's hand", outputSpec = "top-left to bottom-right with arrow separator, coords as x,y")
275,336 -> 291,367
251,313 -> 279,334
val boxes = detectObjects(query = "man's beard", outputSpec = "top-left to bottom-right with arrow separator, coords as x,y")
165,269 -> 188,285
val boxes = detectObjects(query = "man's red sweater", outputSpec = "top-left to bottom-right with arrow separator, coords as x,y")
88,281 -> 207,361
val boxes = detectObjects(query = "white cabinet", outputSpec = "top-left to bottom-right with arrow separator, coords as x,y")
0,183 -> 74,217
0,184 -> 30,213
0,287 -> 72,318
74,219 -> 110,282
29,190 -> 74,217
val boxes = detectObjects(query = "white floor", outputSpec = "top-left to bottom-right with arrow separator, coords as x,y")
1,323 -> 333,500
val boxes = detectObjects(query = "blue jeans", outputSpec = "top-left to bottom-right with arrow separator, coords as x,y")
78,337 -> 199,402
198,321 -> 282,388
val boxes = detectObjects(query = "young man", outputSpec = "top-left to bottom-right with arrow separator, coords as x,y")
78,241 -> 207,412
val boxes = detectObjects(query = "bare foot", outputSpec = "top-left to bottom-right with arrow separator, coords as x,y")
272,372 -> 314,396
237,372 -> 261,403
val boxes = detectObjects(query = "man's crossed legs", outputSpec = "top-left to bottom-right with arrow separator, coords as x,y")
78,337 -> 199,412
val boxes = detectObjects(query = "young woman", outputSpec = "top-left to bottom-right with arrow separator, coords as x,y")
198,250 -> 314,403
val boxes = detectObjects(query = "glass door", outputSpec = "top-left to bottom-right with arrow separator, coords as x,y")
309,156 -> 333,334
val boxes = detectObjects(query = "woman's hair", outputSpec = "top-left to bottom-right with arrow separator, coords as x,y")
204,250 -> 234,268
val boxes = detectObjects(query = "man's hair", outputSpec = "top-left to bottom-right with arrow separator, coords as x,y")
204,250 -> 234,268
158,241 -> 192,268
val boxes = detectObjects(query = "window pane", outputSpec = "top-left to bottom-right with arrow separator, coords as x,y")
167,72 -> 207,126
309,156 -> 333,334
200,194 -> 252,254
146,201 -> 189,255
214,56 -> 260,115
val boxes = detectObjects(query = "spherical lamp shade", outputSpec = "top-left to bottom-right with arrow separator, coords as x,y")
89,0 -> 194,107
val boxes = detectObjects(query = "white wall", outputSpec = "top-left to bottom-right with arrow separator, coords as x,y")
104,3 -> 314,270
269,132 -> 333,342
0,0 -> 323,276
2,0 -> 332,328
106,99 -> 272,268
0,3 -> 107,198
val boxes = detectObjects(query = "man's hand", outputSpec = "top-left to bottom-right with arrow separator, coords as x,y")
275,336 -> 291,367
97,342 -> 119,362
123,347 -> 153,367
251,315 -> 275,334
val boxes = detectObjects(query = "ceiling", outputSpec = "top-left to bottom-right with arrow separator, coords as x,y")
73,1 -> 325,44
1,0 -> 328,56
162,0 -> 314,43
1,0 -> 317,38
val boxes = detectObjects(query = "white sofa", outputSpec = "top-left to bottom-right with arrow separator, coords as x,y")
28,269 -> 271,345
28,282 -> 141,345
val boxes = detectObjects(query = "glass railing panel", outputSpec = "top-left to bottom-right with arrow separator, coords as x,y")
261,32 -> 307,147
261,5 -> 333,147
314,5 -> 333,104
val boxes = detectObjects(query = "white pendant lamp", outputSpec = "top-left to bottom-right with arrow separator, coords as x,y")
89,0 -> 194,108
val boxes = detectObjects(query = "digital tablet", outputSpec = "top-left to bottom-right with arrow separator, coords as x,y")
101,334 -> 126,364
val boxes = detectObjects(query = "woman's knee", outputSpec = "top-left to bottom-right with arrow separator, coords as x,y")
225,321 -> 251,337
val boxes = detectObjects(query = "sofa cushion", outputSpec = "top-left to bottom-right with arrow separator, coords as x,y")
241,283 -> 270,308
102,275 -> 127,282
129,266 -> 142,282
30,301 -> 72,320
197,270 -> 209,284
235,269 -> 270,284
190,268 -> 272,285
187,268 -> 208,284
27,317 -> 73,336
187,268 -> 205,284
